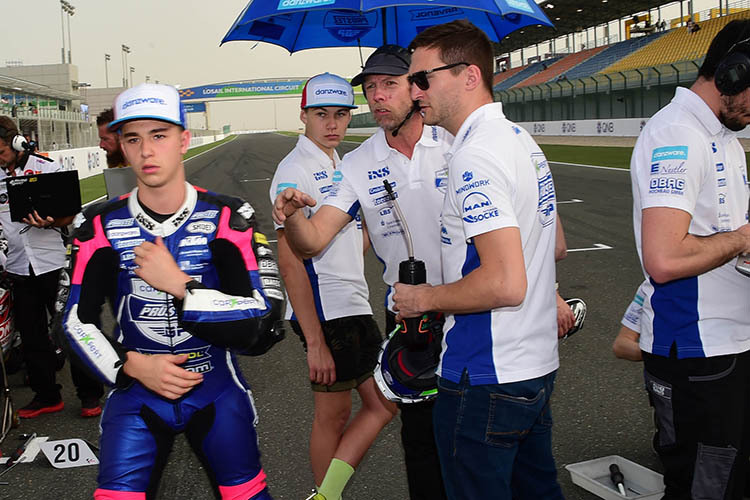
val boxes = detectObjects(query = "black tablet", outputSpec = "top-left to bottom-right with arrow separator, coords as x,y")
6,170 -> 82,222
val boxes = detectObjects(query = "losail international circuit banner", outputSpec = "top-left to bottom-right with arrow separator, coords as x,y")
178,81 -> 306,101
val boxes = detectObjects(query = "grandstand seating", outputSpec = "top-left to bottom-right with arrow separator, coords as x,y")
518,46 -> 607,87
602,9 -> 750,73
564,31 -> 667,81
493,65 -> 525,86
494,56 -> 562,91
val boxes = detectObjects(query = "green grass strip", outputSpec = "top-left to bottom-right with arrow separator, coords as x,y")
79,134 -> 237,205
539,144 -> 634,169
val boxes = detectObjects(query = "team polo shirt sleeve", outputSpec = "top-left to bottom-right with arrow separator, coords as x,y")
621,281 -> 648,333
322,160 -> 360,220
634,125 -> 709,216
450,147 -> 517,241
269,160 -> 311,230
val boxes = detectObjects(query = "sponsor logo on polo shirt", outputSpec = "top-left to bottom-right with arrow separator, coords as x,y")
649,177 -> 685,195
651,146 -> 688,162
462,192 -> 498,223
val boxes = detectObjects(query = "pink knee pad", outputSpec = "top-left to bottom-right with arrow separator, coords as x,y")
219,470 -> 268,500
94,489 -> 146,500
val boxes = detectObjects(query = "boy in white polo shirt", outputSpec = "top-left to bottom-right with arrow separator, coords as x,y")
270,73 -> 396,500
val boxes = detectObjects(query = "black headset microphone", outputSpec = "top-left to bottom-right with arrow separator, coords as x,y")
391,101 -> 421,137
0,127 -> 53,164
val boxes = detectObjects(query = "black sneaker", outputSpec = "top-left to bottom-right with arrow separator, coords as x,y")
80,398 -> 102,418
18,397 -> 64,418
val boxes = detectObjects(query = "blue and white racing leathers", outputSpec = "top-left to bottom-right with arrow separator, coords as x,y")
61,183 -> 283,500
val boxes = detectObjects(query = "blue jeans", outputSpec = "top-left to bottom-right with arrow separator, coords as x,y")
433,370 -> 563,500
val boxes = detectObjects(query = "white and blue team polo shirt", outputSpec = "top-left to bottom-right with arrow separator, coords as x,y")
0,155 -> 67,276
632,87 -> 750,358
439,103 -> 559,386
323,126 -> 453,312
270,134 -> 371,322
621,281 -> 648,333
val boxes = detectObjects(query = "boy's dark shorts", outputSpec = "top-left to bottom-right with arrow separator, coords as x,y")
290,314 -> 382,392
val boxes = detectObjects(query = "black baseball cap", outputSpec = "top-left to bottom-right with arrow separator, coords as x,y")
351,45 -> 412,87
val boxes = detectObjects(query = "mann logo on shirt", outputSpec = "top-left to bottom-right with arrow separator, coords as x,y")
651,146 -> 688,162
462,192 -> 499,224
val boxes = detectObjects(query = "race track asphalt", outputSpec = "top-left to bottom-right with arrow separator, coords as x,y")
1,133 -> 656,500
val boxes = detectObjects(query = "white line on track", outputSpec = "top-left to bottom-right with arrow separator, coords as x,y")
558,198 -> 583,204
550,161 -> 629,172
240,177 -> 271,183
567,243 -> 613,253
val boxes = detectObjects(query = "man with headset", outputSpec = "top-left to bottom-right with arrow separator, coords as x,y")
0,116 -> 103,418
631,20 -> 750,499
274,45 -> 450,500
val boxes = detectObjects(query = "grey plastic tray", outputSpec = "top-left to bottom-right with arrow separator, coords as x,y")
565,455 -> 664,500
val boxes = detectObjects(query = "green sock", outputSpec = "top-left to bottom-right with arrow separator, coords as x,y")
318,458 -> 354,500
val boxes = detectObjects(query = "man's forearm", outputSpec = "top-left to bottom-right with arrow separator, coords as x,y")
422,265 -> 526,315
646,230 -> 747,283
283,210 -> 329,258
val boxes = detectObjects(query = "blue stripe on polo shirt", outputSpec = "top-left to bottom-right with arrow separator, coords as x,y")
369,247 -> 390,310
291,258 -> 326,322
346,200 -> 361,219
441,242 -> 495,384
650,276 -> 704,358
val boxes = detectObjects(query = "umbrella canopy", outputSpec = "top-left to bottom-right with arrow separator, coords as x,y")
221,1 -> 553,51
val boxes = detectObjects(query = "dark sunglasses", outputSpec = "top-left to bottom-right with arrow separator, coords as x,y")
407,62 -> 469,91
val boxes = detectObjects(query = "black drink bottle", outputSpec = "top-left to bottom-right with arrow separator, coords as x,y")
384,181 -> 429,346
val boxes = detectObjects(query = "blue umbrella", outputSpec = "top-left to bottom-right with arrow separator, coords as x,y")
221,1 -> 553,51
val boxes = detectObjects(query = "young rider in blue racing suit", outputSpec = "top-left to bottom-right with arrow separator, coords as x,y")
60,83 -> 283,500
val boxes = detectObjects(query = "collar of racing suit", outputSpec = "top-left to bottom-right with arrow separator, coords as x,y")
128,182 -> 197,237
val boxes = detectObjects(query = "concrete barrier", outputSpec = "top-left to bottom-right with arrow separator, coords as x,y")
46,133 -> 231,181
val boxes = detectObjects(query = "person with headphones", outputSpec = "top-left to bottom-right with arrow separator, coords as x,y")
0,116 -> 103,418
630,20 -> 750,499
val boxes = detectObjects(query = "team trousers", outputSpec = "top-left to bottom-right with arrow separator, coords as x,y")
643,348 -> 750,500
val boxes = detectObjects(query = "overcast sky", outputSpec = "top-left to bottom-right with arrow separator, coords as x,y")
2,0 -> 376,89
2,0 -> 719,90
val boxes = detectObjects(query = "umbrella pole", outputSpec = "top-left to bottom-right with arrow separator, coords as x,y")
381,7 -> 387,45
357,39 -> 364,68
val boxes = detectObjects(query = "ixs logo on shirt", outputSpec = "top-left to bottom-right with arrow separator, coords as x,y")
462,192 -> 499,224
368,167 -> 390,180
651,146 -> 688,162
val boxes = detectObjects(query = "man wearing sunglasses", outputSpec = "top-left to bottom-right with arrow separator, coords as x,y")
273,45 -> 451,500
392,20 -> 564,498
629,21 -> 750,499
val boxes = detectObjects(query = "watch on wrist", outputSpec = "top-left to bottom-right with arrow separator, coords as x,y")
184,279 -> 201,295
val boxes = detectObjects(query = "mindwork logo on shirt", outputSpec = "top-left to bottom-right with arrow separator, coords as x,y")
651,146 -> 688,162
